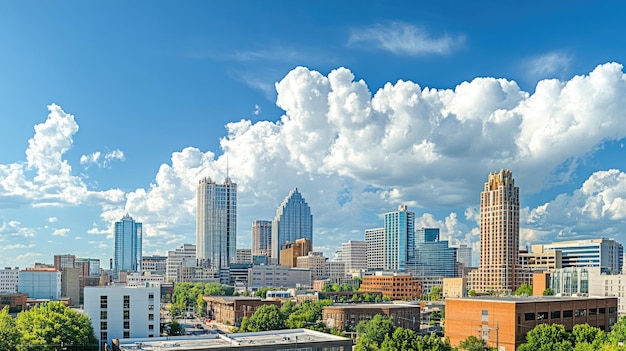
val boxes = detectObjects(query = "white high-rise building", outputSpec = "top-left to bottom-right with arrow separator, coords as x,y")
84,286 -> 160,349
166,244 -> 196,282
341,240 -> 367,273
455,244 -> 473,268
538,238 -> 623,274
0,267 -> 19,293
196,176 -> 237,270
271,188 -> 313,264
365,228 -> 385,270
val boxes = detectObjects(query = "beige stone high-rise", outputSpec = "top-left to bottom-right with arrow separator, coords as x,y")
469,169 -> 528,293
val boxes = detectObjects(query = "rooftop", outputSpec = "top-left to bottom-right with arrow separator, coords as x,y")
447,295 -> 617,303
325,302 -> 420,309
115,329 -> 351,350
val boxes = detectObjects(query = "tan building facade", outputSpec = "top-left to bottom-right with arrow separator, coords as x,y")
446,296 -> 618,351
442,277 -> 466,298
323,303 -> 420,331
360,273 -> 421,300
280,238 -> 312,268
469,170 -> 531,293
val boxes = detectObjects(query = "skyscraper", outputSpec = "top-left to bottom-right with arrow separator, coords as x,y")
196,176 -> 237,270
114,214 -> 142,278
341,240 -> 367,273
384,205 -> 415,272
271,188 -> 313,263
365,228 -> 385,270
410,228 -> 460,277
469,169 -> 529,292
252,220 -> 272,257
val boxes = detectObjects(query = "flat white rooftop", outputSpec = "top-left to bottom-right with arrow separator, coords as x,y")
115,328 -> 351,350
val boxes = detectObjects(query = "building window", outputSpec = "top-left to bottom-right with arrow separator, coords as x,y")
563,310 -> 573,318
100,296 -> 108,309
149,313 -> 154,321
100,332 -> 107,341
148,304 -> 154,310
149,293 -> 154,300
575,309 -> 586,317
100,321 -> 107,330
610,307 -> 618,314
524,313 -> 535,321
551,311 -> 561,319
100,311 -> 107,320
537,312 -> 548,320
481,310 -> 488,322
123,331 -> 130,339
600,308 -> 606,314
123,321 -> 130,329
590,308 -> 597,315
123,310 -> 130,319
149,325 -> 154,330
123,295 -> 130,309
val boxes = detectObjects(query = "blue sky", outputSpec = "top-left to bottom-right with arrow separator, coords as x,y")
2,1 -> 626,268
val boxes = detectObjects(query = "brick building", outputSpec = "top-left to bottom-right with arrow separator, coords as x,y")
202,296 -> 281,326
0,293 -> 27,312
360,273 -> 421,300
322,303 -> 420,332
280,238 -> 312,268
445,296 -> 618,351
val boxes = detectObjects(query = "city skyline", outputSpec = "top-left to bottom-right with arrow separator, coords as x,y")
2,2 -> 626,268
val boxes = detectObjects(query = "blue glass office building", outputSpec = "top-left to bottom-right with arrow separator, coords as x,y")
410,228 -> 460,277
271,188 -> 313,264
114,214 -> 142,277
383,205 -> 415,272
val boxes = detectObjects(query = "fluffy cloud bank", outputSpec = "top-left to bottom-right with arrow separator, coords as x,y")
2,63 -> 626,262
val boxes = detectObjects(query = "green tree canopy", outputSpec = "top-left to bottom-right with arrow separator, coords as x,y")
238,304 -> 285,332
572,324 -> 607,348
380,327 -> 419,351
429,286 -> 442,301
459,335 -> 493,351
518,323 -> 573,351
543,288 -> 555,296
608,316 -> 626,345
0,306 -> 20,351
514,283 -> 533,296
355,315 -> 396,351
167,320 -> 185,336
15,301 -> 98,351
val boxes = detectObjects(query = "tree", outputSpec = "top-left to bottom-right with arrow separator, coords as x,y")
15,301 -> 98,351
459,335 -> 491,351
468,289 -> 476,297
167,320 -> 185,336
429,286 -> 442,301
514,283 -> 533,296
517,323 -> 573,351
572,324 -> 607,348
543,288 -> 555,296
380,328 -> 418,351
608,316 -> 626,345
355,315 -> 396,351
415,332 -> 452,351
238,304 -> 285,332
254,287 -> 272,299
0,306 -> 19,351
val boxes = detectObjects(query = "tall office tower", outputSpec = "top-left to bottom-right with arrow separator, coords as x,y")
54,254 -> 76,270
252,220 -> 272,257
114,214 -> 142,278
365,228 -> 385,270
455,244 -> 473,268
469,169 -> 525,293
384,205 -> 415,272
166,244 -> 196,283
342,240 -> 367,273
196,176 -> 237,270
271,188 -> 313,264
410,228 -> 460,277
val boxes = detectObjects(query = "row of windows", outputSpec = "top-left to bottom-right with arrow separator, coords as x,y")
523,307 -> 616,321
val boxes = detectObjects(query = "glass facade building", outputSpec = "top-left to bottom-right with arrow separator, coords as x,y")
252,220 -> 272,257
196,176 -> 237,270
410,228 -> 460,277
114,214 -> 142,278
271,188 -> 313,264
383,205 -> 415,272
540,238 -> 623,274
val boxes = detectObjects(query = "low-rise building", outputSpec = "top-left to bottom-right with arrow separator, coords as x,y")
202,296 -> 281,326
84,285 -> 160,349
445,296 -> 618,351
18,268 -> 61,300
442,277 -> 466,298
0,293 -> 27,313
323,303 -> 420,332
360,272 -> 421,300
113,328 -> 352,351
248,265 -> 312,290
